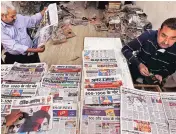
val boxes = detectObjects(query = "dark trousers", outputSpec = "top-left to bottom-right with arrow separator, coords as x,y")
4,52 -> 40,64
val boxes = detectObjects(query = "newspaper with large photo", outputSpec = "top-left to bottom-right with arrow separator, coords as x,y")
3,62 -> 47,82
1,82 -> 38,98
84,75 -> 123,88
120,87 -> 169,134
84,88 -> 120,105
161,93 -> 176,134
34,3 -> 58,48
48,103 -> 78,134
1,64 -> 13,80
38,87 -> 79,103
2,96 -> 53,133
80,106 -> 120,134
83,50 -> 117,62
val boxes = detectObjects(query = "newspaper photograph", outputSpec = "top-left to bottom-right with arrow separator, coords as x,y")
80,106 -> 120,134
84,88 -> 120,105
84,68 -> 121,78
161,92 -> 176,134
84,62 -> 118,68
38,87 -> 79,103
51,103 -> 78,134
1,83 -> 38,98
84,76 -> 123,88
1,64 -> 13,80
121,117 -> 169,134
3,62 -> 47,82
83,50 -> 117,62
5,96 -> 53,133
48,65 -> 82,73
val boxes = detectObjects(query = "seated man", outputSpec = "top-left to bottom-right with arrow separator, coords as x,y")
121,18 -> 176,84
1,2 -> 46,64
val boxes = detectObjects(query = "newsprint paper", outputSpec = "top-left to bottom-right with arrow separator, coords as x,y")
1,82 -> 38,98
1,96 -> 53,133
120,87 -> 171,134
3,62 -> 47,82
1,64 -> 13,80
80,106 -> 120,134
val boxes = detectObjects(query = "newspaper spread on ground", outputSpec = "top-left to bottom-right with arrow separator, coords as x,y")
1,64 -> 13,80
120,87 -> 169,134
33,3 -> 58,48
161,92 -> 176,134
84,88 -> 120,105
47,103 -> 78,134
80,106 -> 120,134
38,87 -> 79,103
84,75 -> 123,88
3,96 -> 53,133
1,82 -> 38,98
84,68 -> 122,78
83,50 -> 117,62
1,99 -> 12,115
3,62 -> 47,82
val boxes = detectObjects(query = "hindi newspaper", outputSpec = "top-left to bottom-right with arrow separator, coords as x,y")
1,82 -> 38,98
84,68 -> 122,78
84,75 -> 123,88
80,106 -> 120,134
120,87 -> 169,134
1,64 -> 13,80
3,96 -> 53,133
84,62 -> 118,68
38,87 -> 79,103
161,92 -> 176,134
84,88 -> 120,105
3,62 -> 47,82
83,50 -> 117,62
50,103 -> 78,134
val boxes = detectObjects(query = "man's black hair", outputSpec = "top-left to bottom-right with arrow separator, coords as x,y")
161,18 -> 176,30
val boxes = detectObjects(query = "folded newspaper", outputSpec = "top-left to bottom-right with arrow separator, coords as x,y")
3,62 -> 47,82
1,64 -> 13,80
2,96 -> 53,133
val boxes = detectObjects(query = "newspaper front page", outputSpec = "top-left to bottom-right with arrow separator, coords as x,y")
84,88 -> 120,105
1,82 -> 38,98
3,96 -> 53,133
83,50 -> 117,62
120,87 -> 169,134
84,62 -> 118,68
80,106 -> 120,134
1,64 -> 13,80
3,62 -> 47,82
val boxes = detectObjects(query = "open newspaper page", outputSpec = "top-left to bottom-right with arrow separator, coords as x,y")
1,82 -> 38,99
120,87 -> 169,134
2,96 -> 53,133
46,103 -> 78,134
84,75 -> 123,89
80,106 -> 120,134
84,88 -> 120,105
34,3 -> 58,48
161,92 -> 176,134
1,64 -> 13,81
3,62 -> 47,82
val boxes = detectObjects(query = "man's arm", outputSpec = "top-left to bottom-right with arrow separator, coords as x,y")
121,31 -> 150,67
1,32 -> 45,54
21,8 -> 47,28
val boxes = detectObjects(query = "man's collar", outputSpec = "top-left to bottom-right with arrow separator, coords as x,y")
1,20 -> 15,27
